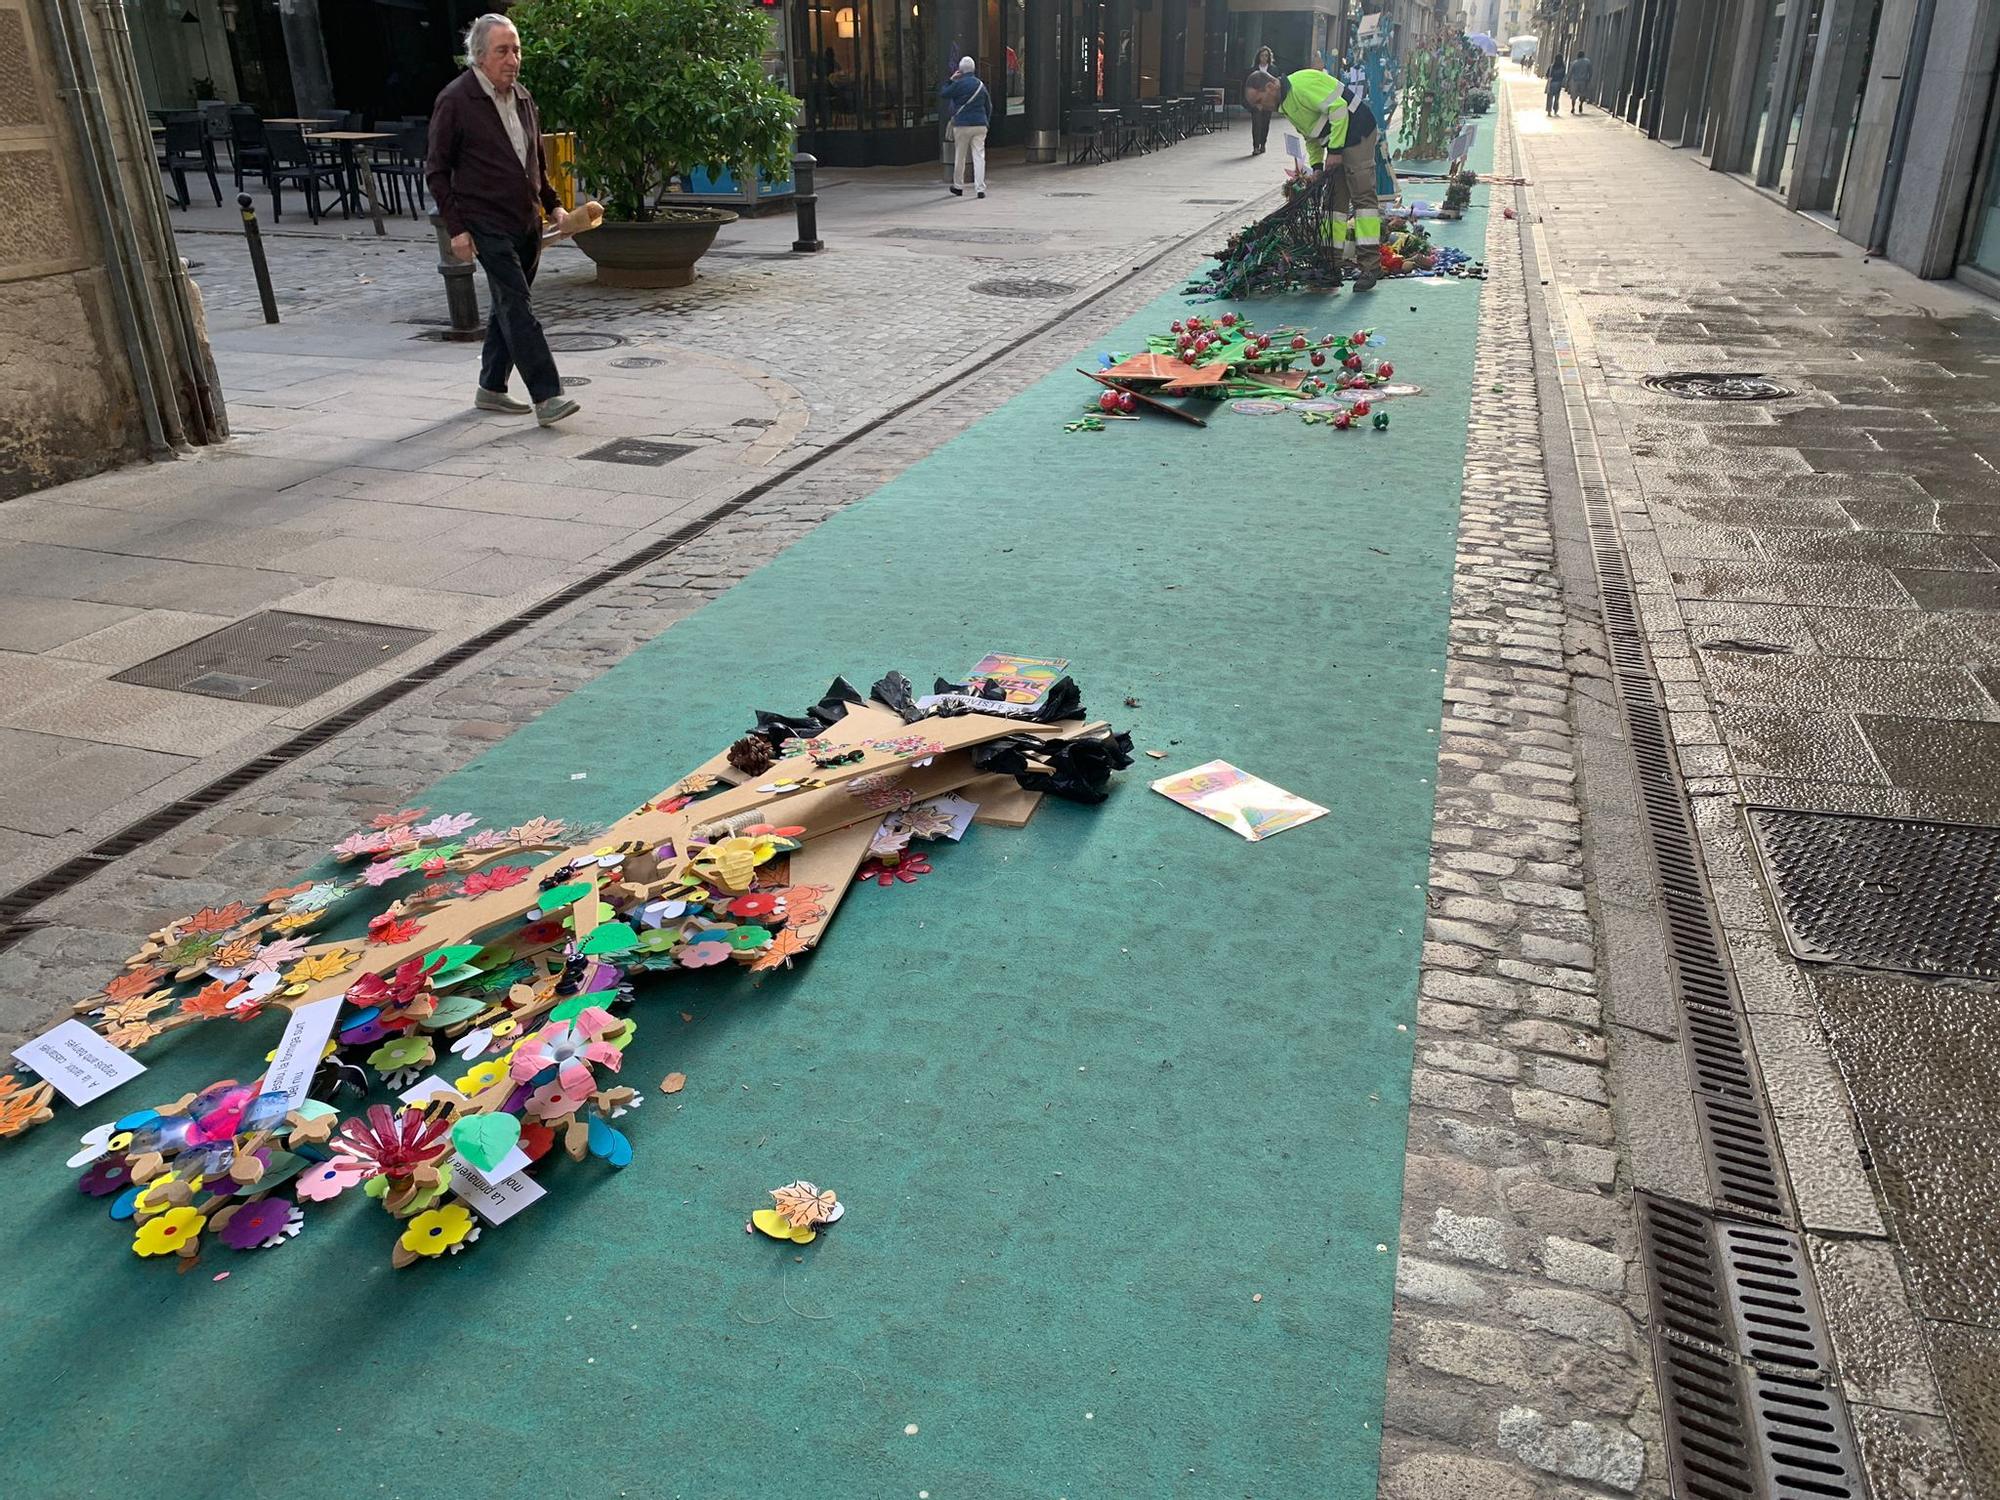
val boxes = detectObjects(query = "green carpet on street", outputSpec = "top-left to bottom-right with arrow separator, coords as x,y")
1,138 -> 1489,1500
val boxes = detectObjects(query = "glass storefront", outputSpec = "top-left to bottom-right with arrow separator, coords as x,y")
1745,0 -> 1788,173
793,0 -> 937,155
1775,0 -> 1824,194
1964,97 -> 2000,277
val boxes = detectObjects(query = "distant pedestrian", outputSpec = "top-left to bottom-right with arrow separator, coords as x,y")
427,13 -> 577,426
1566,52 -> 1593,113
1247,45 -> 1277,155
1544,56 -> 1566,117
942,57 -> 990,199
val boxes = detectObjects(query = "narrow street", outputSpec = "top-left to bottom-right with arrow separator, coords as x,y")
2,56 -> 1997,1500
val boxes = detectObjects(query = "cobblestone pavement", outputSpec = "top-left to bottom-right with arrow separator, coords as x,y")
0,131 -> 1278,886
1379,103 -> 1667,1500
1509,61 -> 1997,1499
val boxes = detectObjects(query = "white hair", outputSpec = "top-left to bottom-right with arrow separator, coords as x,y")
465,13 -> 517,60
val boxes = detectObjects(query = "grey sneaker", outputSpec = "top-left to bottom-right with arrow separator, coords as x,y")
535,395 -> 580,427
475,387 -> 531,414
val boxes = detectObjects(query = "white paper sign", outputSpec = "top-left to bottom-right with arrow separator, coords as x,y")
913,793 -> 978,841
399,1074 -> 462,1106
12,1019 -> 145,1106
452,1156 -> 545,1224
1284,133 -> 1306,164
261,995 -> 343,1112
913,693 -> 1044,719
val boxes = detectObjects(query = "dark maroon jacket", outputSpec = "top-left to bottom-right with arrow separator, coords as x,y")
426,68 -> 562,238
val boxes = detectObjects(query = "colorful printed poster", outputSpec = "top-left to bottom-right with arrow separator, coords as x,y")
965,652 -> 1069,707
1151,760 -> 1329,842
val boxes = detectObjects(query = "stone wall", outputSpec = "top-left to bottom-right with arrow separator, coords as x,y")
0,0 -> 146,500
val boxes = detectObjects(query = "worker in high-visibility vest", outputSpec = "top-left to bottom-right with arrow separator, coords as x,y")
1245,67 -> 1383,291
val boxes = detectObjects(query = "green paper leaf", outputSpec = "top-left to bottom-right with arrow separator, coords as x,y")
550,997 -> 590,1022
423,994 -> 487,1029
538,881 -> 595,913
578,921 -> 640,957
422,944 -> 484,974
451,1113 -> 520,1173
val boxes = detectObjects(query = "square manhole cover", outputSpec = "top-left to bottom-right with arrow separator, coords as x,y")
579,438 -> 697,466
112,611 -> 430,709
1746,806 -> 2000,979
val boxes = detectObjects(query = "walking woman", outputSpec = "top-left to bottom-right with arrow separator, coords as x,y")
1544,55 -> 1566,116
1247,45 -> 1277,154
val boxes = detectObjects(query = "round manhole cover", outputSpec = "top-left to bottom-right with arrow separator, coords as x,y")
611,355 -> 664,369
971,279 -> 1078,300
545,332 -> 625,353
561,376 -> 590,388
1642,371 -> 1795,401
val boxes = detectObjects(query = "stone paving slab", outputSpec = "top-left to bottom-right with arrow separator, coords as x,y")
0,131 -> 1281,884
1508,61 -> 1991,1498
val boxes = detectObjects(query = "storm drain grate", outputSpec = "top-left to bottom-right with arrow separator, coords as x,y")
578,438 -> 697,467
1183,197 -> 1241,204
544,331 -> 624,352
610,355 -> 664,369
1642,371 -> 1797,401
873,225 -> 1047,244
1746,806 -> 2000,979
970,278 -> 1078,299
1638,1196 -> 1864,1500
1778,250 -> 1842,259
111,612 -> 431,709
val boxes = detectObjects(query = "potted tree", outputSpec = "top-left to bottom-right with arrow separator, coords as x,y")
514,0 -> 800,287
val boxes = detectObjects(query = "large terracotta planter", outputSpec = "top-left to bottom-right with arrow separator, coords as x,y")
573,209 -> 737,288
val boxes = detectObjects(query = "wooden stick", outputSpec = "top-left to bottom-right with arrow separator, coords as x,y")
1077,371 -> 1208,427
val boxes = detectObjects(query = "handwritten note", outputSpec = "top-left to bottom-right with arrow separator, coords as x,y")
452,1155 -> 545,1224
261,995 -> 342,1112
11,1020 -> 144,1106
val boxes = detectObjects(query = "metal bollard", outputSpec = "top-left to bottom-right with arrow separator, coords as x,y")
237,193 -> 279,325
791,152 -> 822,254
427,211 -> 483,340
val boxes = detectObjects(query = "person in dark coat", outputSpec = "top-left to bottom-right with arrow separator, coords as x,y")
1544,56 -> 1566,117
1566,52 -> 1593,113
1247,45 -> 1277,154
426,12 -> 576,426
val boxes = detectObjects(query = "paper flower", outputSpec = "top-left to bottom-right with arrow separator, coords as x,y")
133,1206 -> 206,1257
726,892 -> 781,920
857,853 -> 934,886
78,1156 -> 133,1197
367,1036 -> 433,1074
454,1058 -> 511,1097
67,1123 -> 119,1169
296,1159 -> 368,1203
727,926 -> 773,953
334,1104 -> 453,1179
526,1077 -> 592,1118
510,1009 -> 626,1103
134,1170 -> 201,1216
400,1203 -> 476,1258
218,1197 -> 296,1251
680,939 -> 732,969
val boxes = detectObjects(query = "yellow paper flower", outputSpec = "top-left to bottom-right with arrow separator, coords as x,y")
400,1203 -> 475,1258
455,1059 -> 510,1096
134,1171 -> 204,1215
133,1206 -> 207,1257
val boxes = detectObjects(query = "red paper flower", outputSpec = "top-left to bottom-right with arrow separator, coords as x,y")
856,853 -> 934,887
348,957 -> 434,1010
333,1103 -> 452,1178
727,892 -> 781,920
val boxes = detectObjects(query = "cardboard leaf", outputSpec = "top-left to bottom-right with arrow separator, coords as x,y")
578,922 -> 639,957
451,1113 -> 521,1173
537,881 -> 595,914
421,945 -> 484,974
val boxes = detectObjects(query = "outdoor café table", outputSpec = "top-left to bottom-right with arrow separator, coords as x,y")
304,129 -> 393,236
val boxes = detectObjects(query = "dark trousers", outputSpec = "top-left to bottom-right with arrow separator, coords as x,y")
1250,108 -> 1271,150
471,224 -> 561,403
1546,83 -> 1562,115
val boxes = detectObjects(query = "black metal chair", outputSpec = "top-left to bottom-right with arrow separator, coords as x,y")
371,122 -> 430,217
264,122 -> 333,223
229,108 -> 270,190
1118,104 -> 1152,155
1066,106 -> 1113,165
198,100 -> 232,165
159,114 -> 220,209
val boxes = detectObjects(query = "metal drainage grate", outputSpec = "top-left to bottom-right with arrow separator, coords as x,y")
1049,191 -> 1095,198
578,438 -> 697,467
1642,372 -> 1797,401
733,416 -> 774,429
1638,1196 -> 1864,1500
611,356 -> 664,369
545,331 -> 624,352
1778,250 -> 1842,259
561,376 -> 590,389
970,278 -> 1079,299
1746,806 -> 2000,979
111,612 -> 431,709
1183,197 -> 1241,204
873,226 -> 1046,244
410,328 -> 483,343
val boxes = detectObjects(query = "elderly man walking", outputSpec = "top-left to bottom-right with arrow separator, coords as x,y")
427,13 -> 577,426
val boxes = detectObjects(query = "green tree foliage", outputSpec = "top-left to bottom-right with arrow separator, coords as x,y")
513,0 -> 802,221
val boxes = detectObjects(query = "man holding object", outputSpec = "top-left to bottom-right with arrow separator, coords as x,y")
427,13 -> 579,426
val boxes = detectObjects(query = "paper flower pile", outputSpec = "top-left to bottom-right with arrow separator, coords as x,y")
16,670 -> 1132,1270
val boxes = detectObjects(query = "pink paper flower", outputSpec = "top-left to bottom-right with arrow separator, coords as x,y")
680,938 -> 732,969
526,1077 -> 592,1119
296,1159 -> 368,1202
509,1009 -> 626,1089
